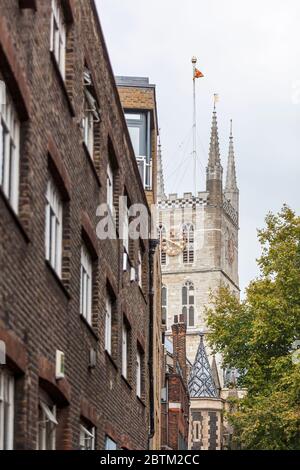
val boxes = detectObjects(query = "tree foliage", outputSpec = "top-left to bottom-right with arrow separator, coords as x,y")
206,205 -> 300,449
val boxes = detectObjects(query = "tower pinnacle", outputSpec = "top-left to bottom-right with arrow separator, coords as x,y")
208,106 -> 221,167
206,99 -> 223,197
225,120 -> 239,211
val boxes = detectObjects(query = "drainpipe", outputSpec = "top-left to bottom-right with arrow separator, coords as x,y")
148,239 -> 158,449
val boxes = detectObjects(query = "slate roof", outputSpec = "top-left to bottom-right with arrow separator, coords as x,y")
188,334 -> 218,398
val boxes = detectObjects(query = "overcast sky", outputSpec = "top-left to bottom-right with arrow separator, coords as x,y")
96,0 -> 300,294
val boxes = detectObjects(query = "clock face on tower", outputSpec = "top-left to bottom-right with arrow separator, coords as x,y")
162,235 -> 186,257
163,238 -> 186,257
228,235 -> 235,265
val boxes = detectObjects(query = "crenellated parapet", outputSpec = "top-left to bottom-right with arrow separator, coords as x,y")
158,192 -> 208,210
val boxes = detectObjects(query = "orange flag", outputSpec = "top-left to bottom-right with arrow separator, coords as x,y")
194,68 -> 204,79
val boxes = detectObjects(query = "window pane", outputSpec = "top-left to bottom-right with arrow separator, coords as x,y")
80,425 -> 95,450
122,323 -> 128,378
126,113 -> 147,157
162,287 -> 167,306
1,95 -> 20,212
128,126 -> 140,156
125,113 -> 141,120
182,306 -> 187,323
105,436 -> 117,450
105,298 -> 112,354
182,286 -> 187,305
189,306 -> 194,327
80,246 -> 92,323
107,163 -> 113,210
136,351 -> 141,397
0,371 -> 14,450
37,400 -> 57,450
50,0 -> 66,79
162,307 -> 166,325
45,180 -> 63,277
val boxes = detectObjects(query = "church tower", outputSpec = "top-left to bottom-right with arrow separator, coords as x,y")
159,103 -> 239,364
158,99 -> 240,449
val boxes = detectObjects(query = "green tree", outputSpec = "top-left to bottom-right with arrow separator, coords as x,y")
206,205 -> 300,449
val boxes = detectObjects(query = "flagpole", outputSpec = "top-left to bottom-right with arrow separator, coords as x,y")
191,56 -> 197,197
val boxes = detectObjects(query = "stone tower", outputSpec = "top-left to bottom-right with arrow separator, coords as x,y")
158,104 -> 239,378
159,105 -> 239,449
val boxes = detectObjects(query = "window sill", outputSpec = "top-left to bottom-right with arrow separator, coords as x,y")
82,142 -> 101,187
121,374 -> 132,391
80,315 -> 99,341
45,260 -> 71,300
105,350 -> 118,371
50,51 -> 75,118
0,188 -> 30,243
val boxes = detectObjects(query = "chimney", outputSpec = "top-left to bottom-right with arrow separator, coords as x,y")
171,314 -> 187,384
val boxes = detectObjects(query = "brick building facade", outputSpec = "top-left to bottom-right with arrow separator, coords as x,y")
0,0 -> 153,450
116,76 -> 164,450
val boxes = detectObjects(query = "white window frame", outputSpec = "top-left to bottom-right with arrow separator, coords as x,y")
122,321 -> 128,379
136,350 -> 142,398
0,369 -> 14,450
82,68 -> 100,158
0,87 -> 20,213
105,296 -> 112,355
105,436 -> 117,450
137,249 -> 142,288
125,111 -> 152,191
80,245 -> 93,325
123,203 -> 129,253
50,0 -> 66,79
45,178 -> 63,277
107,162 -> 114,213
83,98 -> 94,157
80,424 -> 95,450
37,400 -> 57,450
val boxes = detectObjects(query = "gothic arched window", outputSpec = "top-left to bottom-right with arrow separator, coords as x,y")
158,225 -> 167,265
182,223 -> 194,264
182,280 -> 195,327
161,285 -> 167,325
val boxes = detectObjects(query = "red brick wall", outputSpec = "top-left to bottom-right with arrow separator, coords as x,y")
161,318 -> 190,450
0,0 -> 150,450
167,375 -> 190,450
